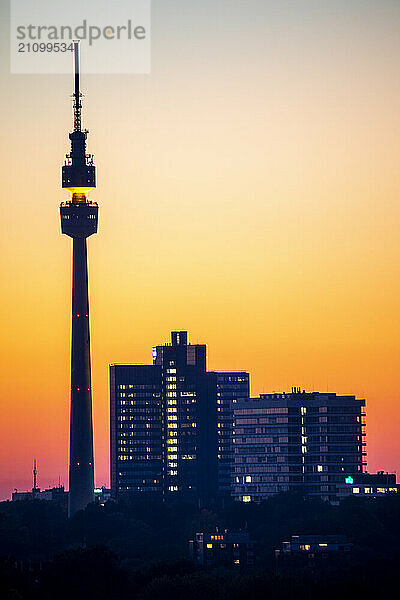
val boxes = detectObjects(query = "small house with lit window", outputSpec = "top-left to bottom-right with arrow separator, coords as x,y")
275,534 -> 353,576
279,535 -> 352,555
275,535 -> 352,573
189,530 -> 254,569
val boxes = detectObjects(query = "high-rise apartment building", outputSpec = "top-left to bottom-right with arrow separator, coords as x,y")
233,389 -> 366,503
110,332 -> 218,501
153,332 -> 218,500
215,372 -> 250,496
110,365 -> 163,495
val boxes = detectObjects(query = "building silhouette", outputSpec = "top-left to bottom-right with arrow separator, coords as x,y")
215,372 -> 249,496
153,331 -> 218,499
337,471 -> 399,499
111,332 -> 217,501
12,485 -> 67,506
109,336 -> 381,504
233,390 -> 366,503
60,42 -> 97,517
11,460 -> 67,507
110,331 -> 250,502
189,530 -> 254,569
110,364 -> 163,495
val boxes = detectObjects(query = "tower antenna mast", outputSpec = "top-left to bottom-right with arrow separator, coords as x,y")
73,41 -> 82,132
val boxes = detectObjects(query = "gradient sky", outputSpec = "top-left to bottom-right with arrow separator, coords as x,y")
1,0 -> 400,499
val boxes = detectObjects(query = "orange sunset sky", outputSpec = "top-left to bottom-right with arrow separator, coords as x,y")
1,1 -> 400,499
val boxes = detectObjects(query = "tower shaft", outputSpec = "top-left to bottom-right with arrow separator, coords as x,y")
60,41 -> 98,517
69,236 -> 95,516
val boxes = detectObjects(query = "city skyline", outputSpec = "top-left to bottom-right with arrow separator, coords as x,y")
110,330 -> 368,504
1,1 -> 400,499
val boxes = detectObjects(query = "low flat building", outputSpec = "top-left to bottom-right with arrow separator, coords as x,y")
189,530 -> 254,569
337,471 -> 398,499
94,486 -> 112,504
279,534 -> 352,554
12,485 -> 67,506
275,534 -> 352,573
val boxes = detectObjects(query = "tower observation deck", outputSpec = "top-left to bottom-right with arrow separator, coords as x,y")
60,41 -> 97,517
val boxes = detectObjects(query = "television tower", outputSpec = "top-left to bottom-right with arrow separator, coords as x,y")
60,41 -> 97,517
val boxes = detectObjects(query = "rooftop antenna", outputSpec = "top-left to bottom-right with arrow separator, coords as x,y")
33,459 -> 38,492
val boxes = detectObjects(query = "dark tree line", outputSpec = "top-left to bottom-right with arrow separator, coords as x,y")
0,492 -> 399,599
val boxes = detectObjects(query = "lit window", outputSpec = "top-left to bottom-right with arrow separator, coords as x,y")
377,488 -> 386,494
352,488 -> 360,494
364,487 -> 371,494
245,476 -> 252,483
234,559 -> 240,565
242,496 -> 251,503
317,465 -> 323,472
206,544 -> 212,549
